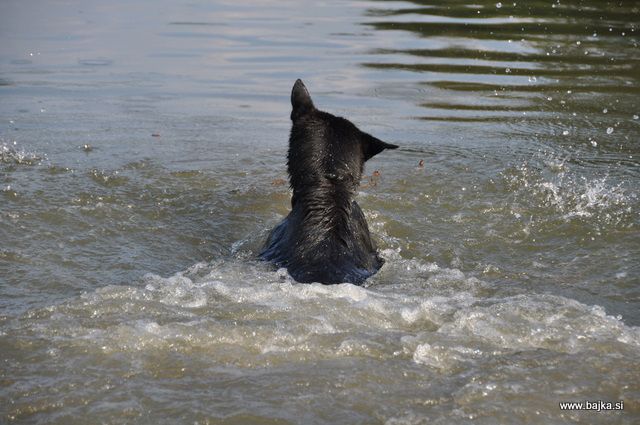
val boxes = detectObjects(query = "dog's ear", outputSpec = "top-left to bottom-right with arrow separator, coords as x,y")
291,79 -> 315,120
362,133 -> 398,161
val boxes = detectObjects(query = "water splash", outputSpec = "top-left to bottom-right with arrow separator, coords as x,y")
502,153 -> 635,230
0,141 -> 43,166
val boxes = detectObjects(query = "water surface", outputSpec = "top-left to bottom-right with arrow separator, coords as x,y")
1,0 -> 639,423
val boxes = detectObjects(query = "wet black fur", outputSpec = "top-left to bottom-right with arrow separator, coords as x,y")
260,80 -> 398,285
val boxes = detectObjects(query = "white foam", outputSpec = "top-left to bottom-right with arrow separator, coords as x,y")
11,258 -> 639,370
440,294 -> 640,353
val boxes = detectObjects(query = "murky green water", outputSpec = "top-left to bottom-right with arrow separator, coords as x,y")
1,0 -> 639,424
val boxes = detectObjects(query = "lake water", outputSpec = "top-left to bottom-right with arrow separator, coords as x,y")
1,0 -> 639,423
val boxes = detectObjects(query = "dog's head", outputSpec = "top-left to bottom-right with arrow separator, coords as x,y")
287,79 -> 398,192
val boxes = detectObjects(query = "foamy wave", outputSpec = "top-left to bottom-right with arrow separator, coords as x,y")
16,258 -> 640,371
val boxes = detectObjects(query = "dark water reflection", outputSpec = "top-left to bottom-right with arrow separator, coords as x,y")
364,1 -> 638,153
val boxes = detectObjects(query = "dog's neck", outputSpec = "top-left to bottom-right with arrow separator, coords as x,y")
291,182 -> 355,235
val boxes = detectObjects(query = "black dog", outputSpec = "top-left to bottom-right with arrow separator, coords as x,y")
260,80 -> 398,285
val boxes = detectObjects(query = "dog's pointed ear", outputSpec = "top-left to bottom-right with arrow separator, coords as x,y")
362,133 -> 399,161
291,79 -> 315,120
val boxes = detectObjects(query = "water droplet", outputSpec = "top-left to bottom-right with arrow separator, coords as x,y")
603,108 -> 608,113
606,127 -> 614,134
591,140 -> 598,147
567,90 -> 572,94
576,40 -> 581,45
633,114 -> 639,120
562,130 -> 569,136
505,67 -> 511,73
496,2 -> 502,8
547,97 -> 553,101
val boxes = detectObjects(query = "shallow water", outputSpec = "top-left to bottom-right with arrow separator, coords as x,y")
1,0 -> 639,424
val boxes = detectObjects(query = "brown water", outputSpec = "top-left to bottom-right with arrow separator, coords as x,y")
1,0 -> 639,424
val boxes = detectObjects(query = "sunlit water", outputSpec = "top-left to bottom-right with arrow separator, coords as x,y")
1,0 -> 639,424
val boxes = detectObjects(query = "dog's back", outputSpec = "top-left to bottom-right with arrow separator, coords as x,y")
260,80 -> 397,285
